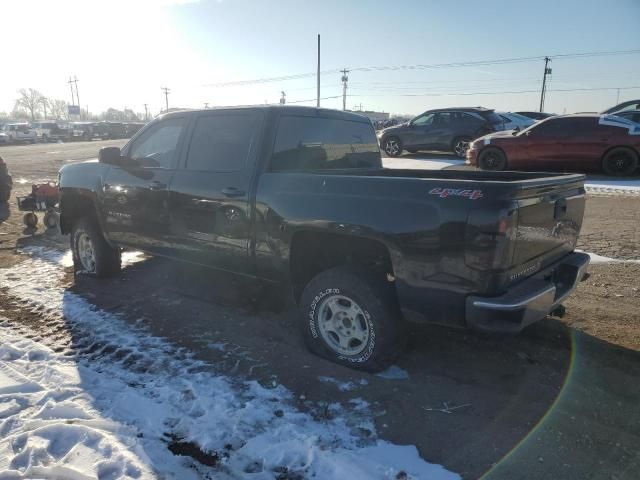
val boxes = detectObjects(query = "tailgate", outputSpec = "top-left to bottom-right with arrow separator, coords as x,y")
511,184 -> 585,268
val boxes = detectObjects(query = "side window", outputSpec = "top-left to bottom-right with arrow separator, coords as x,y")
129,117 -> 185,169
271,116 -> 380,171
530,118 -> 560,136
462,112 -> 484,127
186,112 -> 260,172
412,113 -> 434,126
433,112 -> 451,126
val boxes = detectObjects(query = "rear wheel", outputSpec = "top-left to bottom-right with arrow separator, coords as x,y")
71,217 -> 121,277
478,147 -> 507,170
602,147 -> 638,177
452,136 -> 472,159
299,266 -> 407,372
382,136 -> 403,157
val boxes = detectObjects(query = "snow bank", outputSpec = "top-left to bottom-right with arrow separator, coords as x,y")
0,249 -> 459,480
578,250 -> 640,264
585,178 -> 640,196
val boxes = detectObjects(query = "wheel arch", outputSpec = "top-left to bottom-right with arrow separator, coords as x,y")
59,189 -> 104,236
601,144 -> 639,162
288,230 -> 396,304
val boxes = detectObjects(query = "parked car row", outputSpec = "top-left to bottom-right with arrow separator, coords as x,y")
467,113 -> 640,176
0,120 -> 146,144
378,100 -> 640,176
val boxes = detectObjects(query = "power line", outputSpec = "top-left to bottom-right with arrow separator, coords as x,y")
345,85 -> 640,98
201,49 -> 640,88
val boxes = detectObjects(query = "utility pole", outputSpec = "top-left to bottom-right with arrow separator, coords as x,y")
539,57 -> 551,113
616,88 -> 621,105
161,87 -> 170,112
279,91 -> 286,105
341,68 -> 349,111
316,34 -> 320,107
143,103 -> 148,120
73,76 -> 80,119
68,77 -> 76,107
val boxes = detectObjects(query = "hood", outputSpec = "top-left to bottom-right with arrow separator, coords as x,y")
475,130 -> 519,143
379,122 -> 409,134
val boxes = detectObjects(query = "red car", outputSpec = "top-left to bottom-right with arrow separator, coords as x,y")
467,114 -> 640,176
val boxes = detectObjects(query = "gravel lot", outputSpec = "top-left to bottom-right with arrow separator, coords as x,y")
1,141 -> 639,479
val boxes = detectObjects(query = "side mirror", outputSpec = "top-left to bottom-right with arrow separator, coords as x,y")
98,146 -> 122,165
512,126 -> 520,135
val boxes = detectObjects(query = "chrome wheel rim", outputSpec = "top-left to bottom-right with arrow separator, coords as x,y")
77,232 -> 96,272
454,140 -> 470,158
317,294 -> 370,356
384,138 -> 400,156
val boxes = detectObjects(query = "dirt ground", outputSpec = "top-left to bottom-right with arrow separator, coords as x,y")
1,142 -> 639,479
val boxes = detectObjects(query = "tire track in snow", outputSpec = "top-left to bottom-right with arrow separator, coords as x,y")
0,248 -> 459,480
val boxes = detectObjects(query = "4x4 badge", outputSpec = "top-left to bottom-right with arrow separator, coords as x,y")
429,188 -> 483,200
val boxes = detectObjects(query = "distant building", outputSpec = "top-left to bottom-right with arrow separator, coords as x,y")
347,110 -> 390,122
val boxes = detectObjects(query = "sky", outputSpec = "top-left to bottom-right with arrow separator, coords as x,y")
2,0 -> 640,118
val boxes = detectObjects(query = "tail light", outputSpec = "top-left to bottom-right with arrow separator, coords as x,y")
465,210 -> 517,271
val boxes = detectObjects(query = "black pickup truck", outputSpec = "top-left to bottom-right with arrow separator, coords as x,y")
58,106 -> 589,371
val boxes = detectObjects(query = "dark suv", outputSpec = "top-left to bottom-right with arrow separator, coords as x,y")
377,107 -> 505,158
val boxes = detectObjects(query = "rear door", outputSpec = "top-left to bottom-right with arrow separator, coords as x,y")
168,109 -> 263,274
429,112 -> 456,149
101,116 -> 187,252
558,117 -> 604,170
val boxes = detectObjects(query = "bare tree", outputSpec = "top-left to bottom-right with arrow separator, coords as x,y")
15,88 -> 44,120
47,99 -> 69,120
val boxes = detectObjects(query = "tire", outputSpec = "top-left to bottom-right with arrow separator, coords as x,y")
71,217 -> 121,277
23,212 -> 38,228
299,266 -> 407,372
44,211 -> 59,229
602,147 -> 639,177
452,136 -> 472,159
382,136 -> 403,157
478,147 -> 508,170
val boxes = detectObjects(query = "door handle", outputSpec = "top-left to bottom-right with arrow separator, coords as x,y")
149,181 -> 167,190
222,187 -> 245,198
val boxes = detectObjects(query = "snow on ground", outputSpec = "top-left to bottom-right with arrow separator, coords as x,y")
0,248 -> 459,480
583,178 -> 640,196
578,250 -> 640,264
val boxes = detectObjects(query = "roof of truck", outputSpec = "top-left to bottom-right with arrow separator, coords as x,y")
159,105 -> 372,123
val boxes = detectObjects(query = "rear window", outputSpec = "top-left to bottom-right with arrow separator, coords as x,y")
271,116 -> 381,171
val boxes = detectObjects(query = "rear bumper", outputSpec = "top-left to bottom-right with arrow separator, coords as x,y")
466,252 -> 590,333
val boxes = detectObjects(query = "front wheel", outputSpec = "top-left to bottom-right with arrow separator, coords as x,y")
299,266 -> 407,372
602,147 -> 639,177
478,147 -> 507,170
71,217 -> 121,277
382,136 -> 403,157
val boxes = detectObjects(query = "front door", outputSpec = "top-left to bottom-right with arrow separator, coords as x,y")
101,116 -> 187,253
168,109 -> 263,274
404,112 -> 436,148
523,118 -> 569,169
